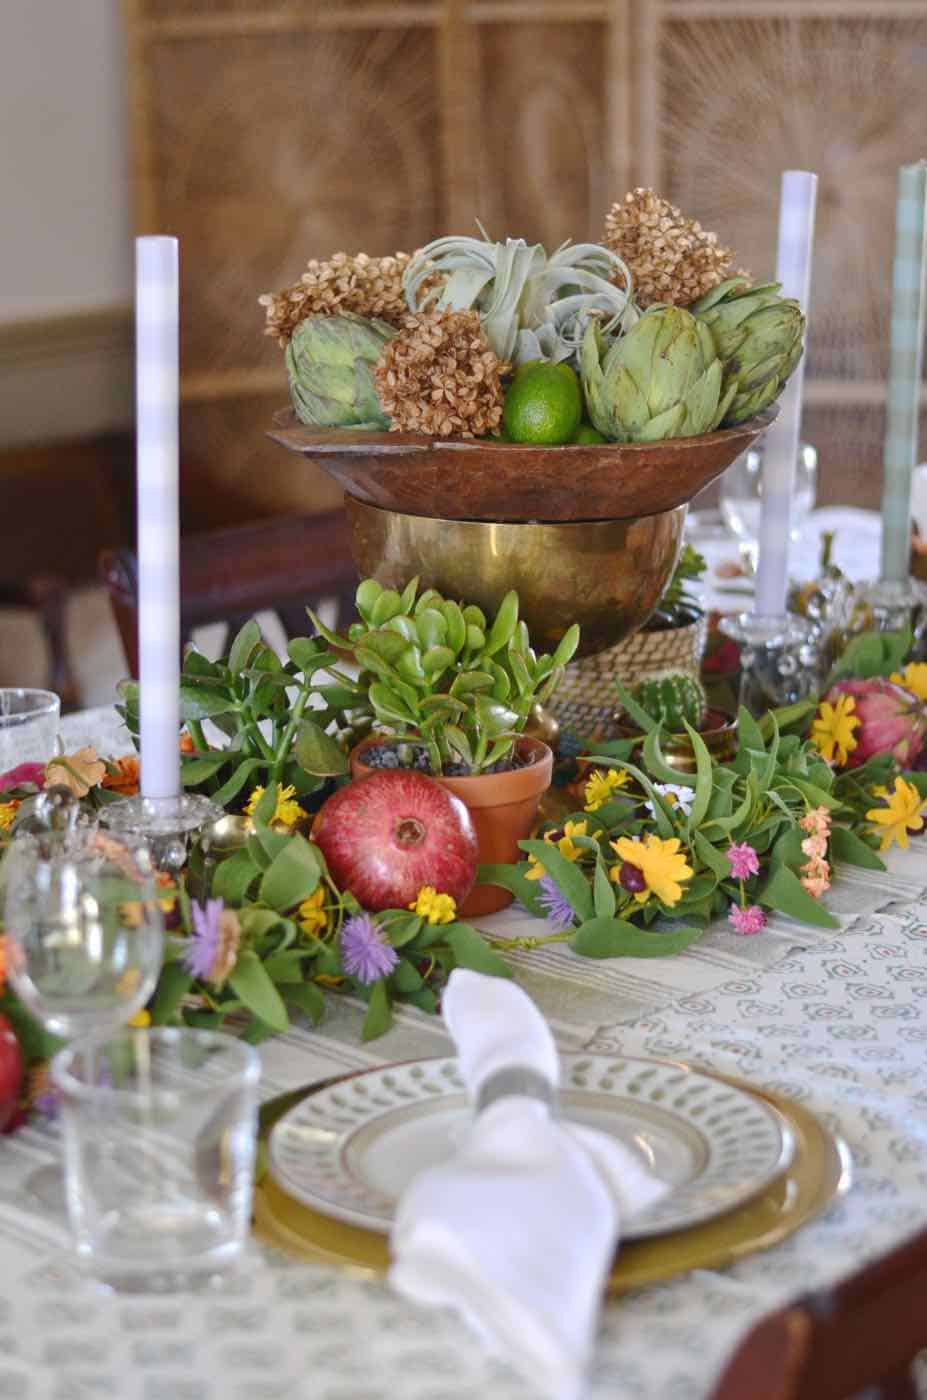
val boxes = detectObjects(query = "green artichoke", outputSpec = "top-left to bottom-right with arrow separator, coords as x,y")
285,312 -> 396,429
579,307 -> 734,443
691,277 -> 805,427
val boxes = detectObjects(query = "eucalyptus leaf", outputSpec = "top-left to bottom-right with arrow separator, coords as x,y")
593,860 -> 616,918
228,952 -> 289,1032
444,923 -> 513,978
212,848 -> 260,905
259,836 -> 322,911
757,865 -> 839,929
571,917 -> 705,959
362,979 -> 393,1040
518,840 -> 595,921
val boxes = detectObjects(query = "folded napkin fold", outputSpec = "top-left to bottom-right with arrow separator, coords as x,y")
389,970 -> 668,1400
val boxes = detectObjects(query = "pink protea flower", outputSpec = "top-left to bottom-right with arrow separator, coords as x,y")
0,762 -> 45,793
824,678 -> 927,770
728,904 -> 767,936
726,842 -> 760,880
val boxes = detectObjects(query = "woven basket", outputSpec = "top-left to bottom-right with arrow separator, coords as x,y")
550,614 -> 708,739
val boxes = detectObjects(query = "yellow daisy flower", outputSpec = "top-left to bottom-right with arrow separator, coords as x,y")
584,768 -> 630,812
609,833 -> 694,907
298,887 -> 329,937
128,1009 -> 151,1029
524,820 -> 589,880
810,694 -> 860,766
866,776 -> 927,852
408,886 -> 457,925
245,783 -> 306,828
0,800 -> 20,831
890,662 -> 927,702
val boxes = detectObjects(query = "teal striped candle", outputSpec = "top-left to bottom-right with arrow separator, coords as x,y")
880,161 -> 927,584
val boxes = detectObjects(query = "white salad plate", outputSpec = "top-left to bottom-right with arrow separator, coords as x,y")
268,1054 -> 795,1240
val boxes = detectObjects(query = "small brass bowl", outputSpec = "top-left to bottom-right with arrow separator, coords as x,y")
613,708 -> 739,774
346,496 -> 686,657
200,813 -> 253,856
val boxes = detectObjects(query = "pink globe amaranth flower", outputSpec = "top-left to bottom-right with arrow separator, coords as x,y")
0,762 -> 45,793
726,842 -> 760,881
728,904 -> 767,936
825,678 -> 927,769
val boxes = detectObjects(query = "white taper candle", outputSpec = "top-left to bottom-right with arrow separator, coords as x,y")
135,236 -> 181,800
754,171 -> 818,618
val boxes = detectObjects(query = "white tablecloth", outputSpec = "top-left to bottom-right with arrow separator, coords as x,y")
1,709 -> 926,1400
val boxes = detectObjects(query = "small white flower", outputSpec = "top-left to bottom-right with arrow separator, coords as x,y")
646,782 -> 695,818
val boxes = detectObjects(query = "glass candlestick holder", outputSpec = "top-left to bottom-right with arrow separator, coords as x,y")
100,793 -> 222,875
848,577 -> 927,649
719,612 -> 821,715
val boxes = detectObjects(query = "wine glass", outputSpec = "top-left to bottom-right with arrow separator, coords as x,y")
1,829 -> 164,1041
720,442 -> 817,573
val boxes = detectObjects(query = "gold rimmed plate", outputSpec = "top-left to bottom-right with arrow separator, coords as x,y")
253,1060 -> 850,1293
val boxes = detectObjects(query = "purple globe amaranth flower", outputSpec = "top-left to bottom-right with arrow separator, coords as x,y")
728,903 -> 767,936
184,897 -> 225,980
826,678 -> 927,769
726,842 -> 760,881
536,875 -> 576,932
341,912 -> 399,984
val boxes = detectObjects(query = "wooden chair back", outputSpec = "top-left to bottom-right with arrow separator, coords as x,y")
100,510 -> 357,676
710,1225 -> 927,1400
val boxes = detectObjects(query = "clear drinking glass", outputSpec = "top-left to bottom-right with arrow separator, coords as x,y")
1,829 -> 164,1040
0,688 -> 59,772
53,1028 -> 260,1290
720,442 -> 817,571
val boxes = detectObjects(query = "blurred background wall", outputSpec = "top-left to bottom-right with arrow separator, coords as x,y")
2,0 -> 927,707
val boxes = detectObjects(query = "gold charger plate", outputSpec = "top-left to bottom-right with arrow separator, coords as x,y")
252,1066 -> 851,1295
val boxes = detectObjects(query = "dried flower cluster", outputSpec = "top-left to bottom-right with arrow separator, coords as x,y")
374,310 -> 509,438
260,251 -> 415,346
603,188 -> 734,307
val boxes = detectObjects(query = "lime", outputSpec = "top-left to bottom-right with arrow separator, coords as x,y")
572,423 -> 606,444
503,362 -> 583,445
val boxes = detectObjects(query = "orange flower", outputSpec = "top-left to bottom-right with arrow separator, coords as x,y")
179,731 -> 196,755
45,747 -> 106,797
102,755 -> 140,797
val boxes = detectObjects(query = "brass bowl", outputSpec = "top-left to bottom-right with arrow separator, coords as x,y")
613,708 -> 739,773
268,407 -> 776,523
346,495 -> 686,657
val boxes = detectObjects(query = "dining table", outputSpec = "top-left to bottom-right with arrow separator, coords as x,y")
1,699 -> 926,1400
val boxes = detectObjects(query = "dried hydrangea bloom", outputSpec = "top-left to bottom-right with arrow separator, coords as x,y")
260,250 -> 430,346
603,188 -> 734,308
374,310 -> 509,439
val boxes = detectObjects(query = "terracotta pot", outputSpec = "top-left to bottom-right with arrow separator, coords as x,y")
613,707 -> 739,774
350,736 -> 554,917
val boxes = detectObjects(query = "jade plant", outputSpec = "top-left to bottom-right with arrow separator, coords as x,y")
309,577 -> 580,775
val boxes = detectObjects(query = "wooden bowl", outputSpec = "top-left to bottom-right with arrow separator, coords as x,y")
268,407 -> 776,523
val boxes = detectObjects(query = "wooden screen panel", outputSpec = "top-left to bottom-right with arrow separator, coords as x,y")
660,14 -> 927,383
146,26 -> 440,383
473,20 -> 611,250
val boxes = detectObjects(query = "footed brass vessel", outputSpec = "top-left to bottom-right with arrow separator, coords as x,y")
346,496 -> 686,657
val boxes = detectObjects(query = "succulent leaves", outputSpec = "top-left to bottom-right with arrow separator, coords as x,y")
309,577 -> 579,774
404,234 -> 637,367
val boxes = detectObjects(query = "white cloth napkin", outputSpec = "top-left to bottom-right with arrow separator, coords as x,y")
388,970 -> 668,1400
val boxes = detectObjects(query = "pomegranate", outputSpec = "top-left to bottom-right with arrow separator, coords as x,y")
313,771 -> 478,912
0,1014 -> 23,1132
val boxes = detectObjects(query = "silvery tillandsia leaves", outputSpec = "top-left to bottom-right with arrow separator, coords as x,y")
403,232 -> 638,367
285,312 -> 397,429
580,306 -> 734,443
691,277 -> 805,427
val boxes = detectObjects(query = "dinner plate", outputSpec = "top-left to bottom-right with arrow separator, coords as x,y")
268,1054 -> 794,1240
254,1065 -> 850,1291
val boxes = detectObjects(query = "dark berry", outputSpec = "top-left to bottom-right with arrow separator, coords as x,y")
619,861 -> 647,894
